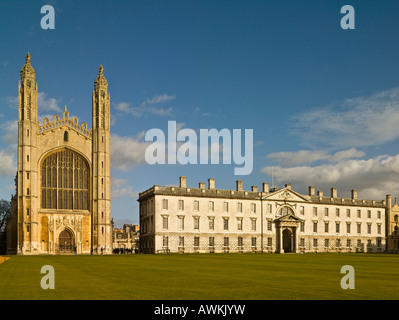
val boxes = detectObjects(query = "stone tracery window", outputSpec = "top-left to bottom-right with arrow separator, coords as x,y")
41,149 -> 89,210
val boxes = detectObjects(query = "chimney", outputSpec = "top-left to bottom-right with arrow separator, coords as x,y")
179,176 -> 186,188
262,183 -> 269,193
285,184 -> 292,190
309,186 -> 315,196
208,178 -> 215,189
251,186 -> 258,192
331,188 -> 337,198
317,190 -> 323,197
199,182 -> 205,189
351,189 -> 357,200
236,180 -> 243,191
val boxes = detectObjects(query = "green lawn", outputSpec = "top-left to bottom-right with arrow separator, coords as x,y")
0,253 -> 398,300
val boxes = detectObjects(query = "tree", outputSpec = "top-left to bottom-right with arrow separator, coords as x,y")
0,199 -> 11,254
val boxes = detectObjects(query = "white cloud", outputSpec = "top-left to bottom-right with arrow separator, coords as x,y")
111,178 -> 137,199
291,87 -> 399,149
114,94 -> 175,117
37,92 -> 61,113
261,153 -> 399,200
267,148 -> 365,167
110,132 -> 149,171
0,120 -> 18,145
0,147 -> 16,177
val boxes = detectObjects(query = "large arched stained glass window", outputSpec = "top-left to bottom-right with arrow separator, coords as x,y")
41,149 -> 89,210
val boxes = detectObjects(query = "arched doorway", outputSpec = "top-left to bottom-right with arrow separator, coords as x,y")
59,229 -> 74,253
282,228 -> 292,253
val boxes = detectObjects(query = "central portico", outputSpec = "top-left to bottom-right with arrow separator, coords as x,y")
274,213 -> 303,253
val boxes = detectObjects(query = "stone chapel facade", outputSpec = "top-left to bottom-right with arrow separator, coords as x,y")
6,53 -> 112,255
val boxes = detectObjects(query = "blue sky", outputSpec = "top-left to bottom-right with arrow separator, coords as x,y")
1,0 -> 399,227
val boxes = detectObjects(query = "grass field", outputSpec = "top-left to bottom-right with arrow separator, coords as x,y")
0,253 -> 398,300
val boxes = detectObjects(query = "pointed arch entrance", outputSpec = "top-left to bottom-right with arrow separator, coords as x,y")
58,229 -> 74,253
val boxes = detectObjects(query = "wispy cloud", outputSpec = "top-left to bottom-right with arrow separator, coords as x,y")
262,153 -> 399,200
37,92 -> 61,113
267,148 -> 365,167
111,178 -> 137,199
114,94 -> 175,117
290,87 -> 399,149
110,132 -> 150,171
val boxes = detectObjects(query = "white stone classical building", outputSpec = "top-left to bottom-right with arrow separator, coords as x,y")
138,176 -> 390,254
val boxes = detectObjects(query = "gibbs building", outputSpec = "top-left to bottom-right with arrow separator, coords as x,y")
6,54 -> 112,255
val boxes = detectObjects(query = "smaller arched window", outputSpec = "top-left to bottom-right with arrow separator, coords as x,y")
279,206 -> 295,216
394,214 -> 398,223
64,131 -> 69,142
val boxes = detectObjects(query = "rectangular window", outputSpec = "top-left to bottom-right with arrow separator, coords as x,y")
324,238 -> 329,248
238,237 -> 243,247
336,208 -> 340,217
300,238 -> 305,247
324,222 -> 329,233
325,208 -> 329,217
251,203 -> 256,213
336,222 -> 340,233
300,221 -> 305,232
163,236 -> 168,247
179,236 -> 184,247
367,210 -> 371,219
357,209 -> 361,218
237,218 -> 243,231
268,204 -> 273,214
162,217 -> 168,229
162,199 -> 168,210
377,224 -> 381,234
223,202 -> 228,212
267,219 -> 272,231
194,237 -> 199,247
346,222 -> 351,234
27,172 -> 29,180
224,237 -> 229,247
194,217 -> 200,230
367,224 -> 371,234
313,207 -> 317,216
251,237 -> 256,247
194,200 -> 199,211
237,202 -> 243,213
208,218 -> 214,230
27,209 -> 30,216
300,206 -> 304,215
178,200 -> 184,211
336,238 -> 341,248
267,237 -> 272,247
347,239 -> 351,248
313,238 -> 318,249
179,216 -> 184,230
346,209 -> 351,218
223,218 -> 229,231
357,239 -> 362,248
357,223 -> 361,234
251,219 -> 257,231
313,221 -> 318,233
209,237 -> 214,247
209,201 -> 214,212
377,211 -> 381,219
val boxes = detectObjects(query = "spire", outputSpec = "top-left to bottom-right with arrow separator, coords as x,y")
94,64 -> 108,90
20,52 -> 35,80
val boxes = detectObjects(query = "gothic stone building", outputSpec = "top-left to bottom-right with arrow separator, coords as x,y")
6,53 -> 112,255
139,176 -> 398,254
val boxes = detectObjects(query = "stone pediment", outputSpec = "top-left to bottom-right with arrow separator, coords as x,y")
274,213 -> 303,223
264,188 -> 310,203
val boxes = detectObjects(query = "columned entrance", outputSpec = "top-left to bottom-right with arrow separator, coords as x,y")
274,212 -> 303,253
